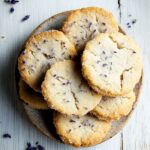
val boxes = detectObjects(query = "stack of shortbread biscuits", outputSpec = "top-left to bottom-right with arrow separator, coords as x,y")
17,7 -> 143,147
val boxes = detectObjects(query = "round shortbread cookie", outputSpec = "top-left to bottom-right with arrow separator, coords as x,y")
42,60 -> 101,116
82,32 -> 143,96
62,7 -> 118,52
18,30 -> 77,92
91,92 -> 136,121
53,112 -> 111,147
19,79 -> 48,110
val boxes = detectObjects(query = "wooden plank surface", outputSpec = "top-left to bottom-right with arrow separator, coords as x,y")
120,0 -> 150,150
0,0 -> 149,149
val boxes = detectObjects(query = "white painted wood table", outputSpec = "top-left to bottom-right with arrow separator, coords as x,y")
0,0 -> 150,149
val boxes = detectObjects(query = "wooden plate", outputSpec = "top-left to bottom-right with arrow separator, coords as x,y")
16,10 -> 143,145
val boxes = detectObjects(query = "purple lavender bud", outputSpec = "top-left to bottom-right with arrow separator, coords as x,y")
21,15 -> 30,22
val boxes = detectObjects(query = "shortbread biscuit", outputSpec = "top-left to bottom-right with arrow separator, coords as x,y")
53,112 -> 111,147
82,32 -> 143,96
91,92 -> 136,121
62,7 -> 118,52
19,79 -> 48,110
18,30 -> 77,92
42,60 -> 101,116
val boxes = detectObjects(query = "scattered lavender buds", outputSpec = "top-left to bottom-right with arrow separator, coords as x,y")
96,60 -> 100,64
102,51 -> 105,55
104,74 -> 107,77
21,15 -> 30,22
26,142 -> 45,150
81,119 -> 93,127
26,146 -> 36,150
27,142 -> 31,148
2,133 -> 11,138
37,145 -> 45,150
101,22 -> 106,26
43,39 -> 47,43
70,119 -> 76,123
102,63 -> 107,67
126,14 -> 137,29
132,19 -> 137,24
61,41 -> 66,48
35,141 -> 39,145
84,107 -> 88,110
126,23 -> 131,28
10,7 -> 14,13
1,36 -> 5,39
4,0 -> 19,4
22,60 -> 26,64
22,51 -> 26,55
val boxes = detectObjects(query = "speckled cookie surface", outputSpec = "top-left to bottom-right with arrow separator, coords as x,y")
19,79 -> 48,110
91,92 -> 136,121
82,32 -> 143,96
18,30 -> 77,92
42,60 -> 101,116
53,112 -> 111,147
62,7 -> 118,52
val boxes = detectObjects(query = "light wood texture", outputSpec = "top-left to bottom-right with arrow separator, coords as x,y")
0,0 -> 149,150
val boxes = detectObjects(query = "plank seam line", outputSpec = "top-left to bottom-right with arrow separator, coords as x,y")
118,0 -> 122,23
120,132 -> 124,150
